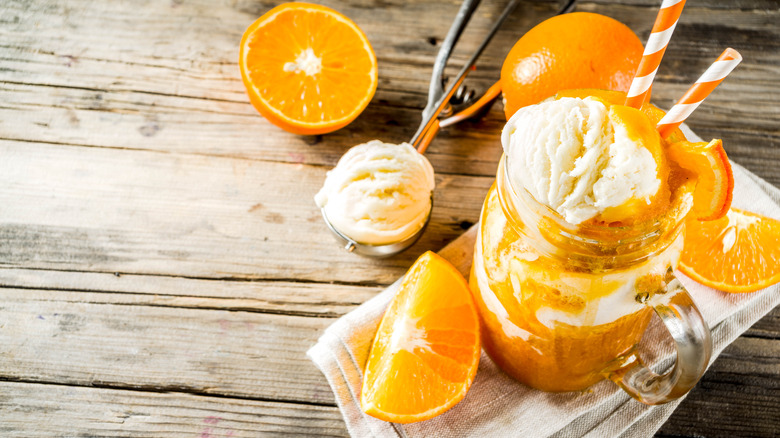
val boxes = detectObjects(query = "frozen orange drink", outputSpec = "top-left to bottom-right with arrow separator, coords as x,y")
470,90 -> 712,404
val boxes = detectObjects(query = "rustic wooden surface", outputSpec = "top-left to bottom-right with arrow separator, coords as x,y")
0,0 -> 777,436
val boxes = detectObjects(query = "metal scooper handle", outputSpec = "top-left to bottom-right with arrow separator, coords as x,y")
411,0 -> 518,151
410,0 -> 579,153
419,0 -> 482,129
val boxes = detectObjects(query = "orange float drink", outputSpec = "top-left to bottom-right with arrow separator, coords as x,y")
470,90 -> 713,403
471,173 -> 689,391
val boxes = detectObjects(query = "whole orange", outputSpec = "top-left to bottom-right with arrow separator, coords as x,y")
500,12 -> 643,119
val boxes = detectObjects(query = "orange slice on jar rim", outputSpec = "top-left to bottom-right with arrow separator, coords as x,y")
666,139 -> 734,221
239,2 -> 378,135
361,251 -> 481,423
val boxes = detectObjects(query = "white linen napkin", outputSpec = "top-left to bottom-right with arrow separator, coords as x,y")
307,129 -> 780,438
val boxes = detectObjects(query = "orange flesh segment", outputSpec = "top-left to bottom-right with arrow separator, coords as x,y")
680,209 -> 780,293
598,104 -> 671,224
666,139 -> 733,220
361,251 -> 481,423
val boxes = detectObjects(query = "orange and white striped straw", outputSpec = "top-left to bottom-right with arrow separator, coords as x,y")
625,0 -> 687,108
657,48 -> 742,138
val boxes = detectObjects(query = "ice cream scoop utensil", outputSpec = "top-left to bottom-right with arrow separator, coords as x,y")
320,0 -> 578,257
416,80 -> 503,155
413,0 -> 482,150
319,0 -> 513,257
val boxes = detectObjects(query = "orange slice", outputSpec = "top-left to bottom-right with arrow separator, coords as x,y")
680,209 -> 780,293
239,3 -> 378,135
666,139 -> 733,220
361,251 -> 481,423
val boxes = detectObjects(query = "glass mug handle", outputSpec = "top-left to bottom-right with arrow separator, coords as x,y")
604,268 -> 712,405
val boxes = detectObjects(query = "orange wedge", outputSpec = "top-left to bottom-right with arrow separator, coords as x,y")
361,251 -> 481,423
666,139 -> 733,220
680,209 -> 780,293
239,3 -> 378,135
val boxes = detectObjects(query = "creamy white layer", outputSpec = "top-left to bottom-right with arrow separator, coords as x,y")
477,207 -> 681,328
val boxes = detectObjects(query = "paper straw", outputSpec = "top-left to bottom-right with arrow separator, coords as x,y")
657,48 -> 742,138
625,0 -> 687,108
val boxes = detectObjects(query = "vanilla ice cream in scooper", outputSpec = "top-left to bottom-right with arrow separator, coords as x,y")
315,141 -> 435,247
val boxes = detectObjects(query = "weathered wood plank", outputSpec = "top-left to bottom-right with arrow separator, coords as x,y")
0,365 -> 776,438
0,289 -> 335,404
0,285 -> 776,436
0,139 -> 490,284
1,266 -> 778,332
706,335 -> 780,377
657,372 -> 780,438
0,267 -> 379,318
0,381 -> 348,437
0,0 -> 777,183
745,306 -> 780,340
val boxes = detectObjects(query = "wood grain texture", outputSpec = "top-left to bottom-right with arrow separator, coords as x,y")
0,381 -> 348,437
0,267 -> 380,318
0,0 -> 777,182
658,364 -> 780,438
0,0 -> 777,436
0,139 -> 490,283
0,288 -> 337,404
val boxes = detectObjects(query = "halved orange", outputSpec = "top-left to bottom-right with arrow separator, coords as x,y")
239,3 -> 378,135
680,209 -> 780,293
361,251 -> 481,423
666,139 -> 734,220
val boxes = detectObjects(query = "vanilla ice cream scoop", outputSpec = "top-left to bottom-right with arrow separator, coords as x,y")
315,140 -> 435,246
502,97 -> 662,225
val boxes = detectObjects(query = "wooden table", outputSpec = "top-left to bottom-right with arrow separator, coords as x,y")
1,0 -> 777,436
